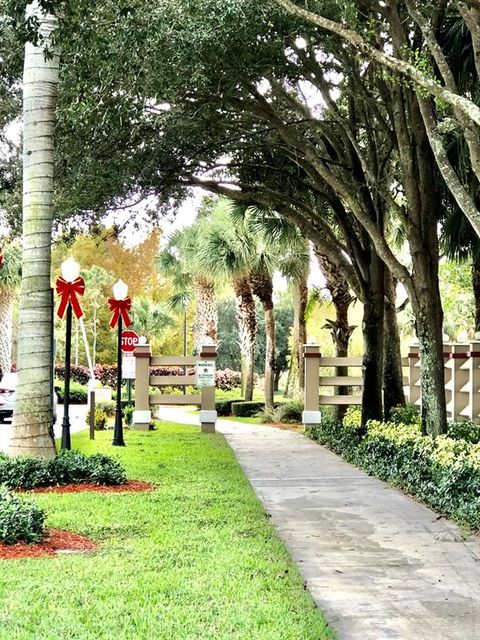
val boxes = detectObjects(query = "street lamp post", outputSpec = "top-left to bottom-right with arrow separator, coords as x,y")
55,257 -> 85,450
108,279 -> 131,447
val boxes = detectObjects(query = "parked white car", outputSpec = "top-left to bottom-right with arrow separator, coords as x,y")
0,373 -> 58,423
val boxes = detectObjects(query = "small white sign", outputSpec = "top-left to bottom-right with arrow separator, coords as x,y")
122,354 -> 135,380
196,360 -> 216,387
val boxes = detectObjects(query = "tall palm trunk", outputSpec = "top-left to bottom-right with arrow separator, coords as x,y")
314,247 -> 356,420
250,270 -> 275,408
233,276 -> 256,401
0,292 -> 15,378
192,275 -> 217,353
9,3 -> 59,459
284,277 -> 308,397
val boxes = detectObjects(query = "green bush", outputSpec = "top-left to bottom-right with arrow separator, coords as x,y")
123,404 -> 134,426
85,407 -> 109,430
389,404 -> 421,426
215,399 -> 242,416
306,414 -> 480,530
447,420 -> 480,444
231,401 -> 265,418
0,450 -> 127,490
0,456 -> 54,490
97,400 -> 116,417
55,380 -> 88,404
0,486 -> 45,544
274,399 -> 303,424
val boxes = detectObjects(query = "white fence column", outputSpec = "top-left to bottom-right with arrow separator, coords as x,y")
303,344 -> 321,427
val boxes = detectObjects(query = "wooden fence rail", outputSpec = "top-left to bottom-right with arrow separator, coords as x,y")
132,343 -> 217,433
303,341 -> 480,427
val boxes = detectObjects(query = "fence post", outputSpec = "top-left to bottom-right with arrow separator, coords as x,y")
469,341 -> 480,423
449,344 -> 469,421
200,343 -> 217,434
132,343 -> 152,431
407,343 -> 420,407
302,344 -> 321,428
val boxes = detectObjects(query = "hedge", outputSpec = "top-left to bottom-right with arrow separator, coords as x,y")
232,401 -> 265,418
0,450 -> 127,490
306,408 -> 480,530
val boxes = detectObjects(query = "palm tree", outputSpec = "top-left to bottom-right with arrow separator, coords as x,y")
157,223 -> 218,354
196,202 -> 258,400
246,209 -> 311,396
131,297 -> 174,342
10,2 -> 60,460
0,241 -> 21,378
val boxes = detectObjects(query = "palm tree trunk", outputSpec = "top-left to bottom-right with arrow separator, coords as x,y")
233,276 -> 256,401
192,276 -> 217,353
250,271 -> 275,408
314,246 -> 355,420
0,293 -> 14,378
9,3 -> 59,459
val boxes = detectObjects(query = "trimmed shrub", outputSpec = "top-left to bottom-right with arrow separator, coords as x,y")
50,451 -> 126,486
0,486 -> 45,544
0,456 -> 54,490
56,380 -> 88,404
306,414 -> 480,530
0,450 -> 127,490
232,401 -> 265,417
216,399 -> 242,416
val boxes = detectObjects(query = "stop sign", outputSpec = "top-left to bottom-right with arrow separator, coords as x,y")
121,330 -> 139,353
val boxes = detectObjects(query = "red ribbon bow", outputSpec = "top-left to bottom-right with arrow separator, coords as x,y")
108,297 -> 132,329
56,276 -> 85,319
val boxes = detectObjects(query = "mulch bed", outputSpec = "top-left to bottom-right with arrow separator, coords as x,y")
0,529 -> 97,560
24,480 -> 154,494
2,481 -> 155,560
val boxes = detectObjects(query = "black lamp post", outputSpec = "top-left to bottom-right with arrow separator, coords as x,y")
109,279 -> 130,447
56,257 -> 84,451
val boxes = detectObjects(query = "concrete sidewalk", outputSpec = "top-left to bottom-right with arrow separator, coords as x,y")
160,408 -> 480,640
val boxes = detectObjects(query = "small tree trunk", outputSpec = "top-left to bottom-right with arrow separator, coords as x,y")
0,293 -> 14,378
360,253 -> 385,428
412,290 -> 447,436
383,271 -> 406,418
361,298 -> 385,427
234,276 -> 256,401
263,305 -> 275,408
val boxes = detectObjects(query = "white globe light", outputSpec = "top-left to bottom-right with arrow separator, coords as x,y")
138,336 -> 148,345
60,257 -> 80,283
113,279 -> 128,300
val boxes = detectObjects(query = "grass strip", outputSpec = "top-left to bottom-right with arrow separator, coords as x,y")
0,423 -> 334,640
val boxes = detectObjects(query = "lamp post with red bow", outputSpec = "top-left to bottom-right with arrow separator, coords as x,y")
108,279 -> 131,446
56,257 -> 85,450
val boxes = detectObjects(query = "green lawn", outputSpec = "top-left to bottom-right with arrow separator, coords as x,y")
0,424 -> 334,640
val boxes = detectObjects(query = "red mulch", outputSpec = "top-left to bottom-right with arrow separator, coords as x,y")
25,480 -> 154,494
0,529 -> 97,560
